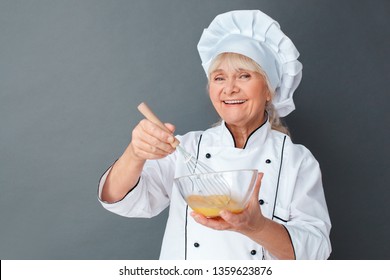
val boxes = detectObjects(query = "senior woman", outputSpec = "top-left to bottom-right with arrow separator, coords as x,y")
98,10 -> 331,260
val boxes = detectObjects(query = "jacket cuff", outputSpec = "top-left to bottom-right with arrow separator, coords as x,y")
282,224 -> 331,260
97,162 -> 140,204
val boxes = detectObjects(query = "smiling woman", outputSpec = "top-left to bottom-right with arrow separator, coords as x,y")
208,53 -> 289,136
98,9 -> 331,260
209,63 -> 270,148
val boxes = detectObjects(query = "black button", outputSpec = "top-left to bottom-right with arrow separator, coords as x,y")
205,153 -> 211,159
250,250 -> 257,255
194,242 -> 200,248
259,199 -> 264,205
265,159 -> 271,164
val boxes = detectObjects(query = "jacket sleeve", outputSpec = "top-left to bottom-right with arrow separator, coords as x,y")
264,145 -> 332,260
97,153 -> 176,218
283,149 -> 332,259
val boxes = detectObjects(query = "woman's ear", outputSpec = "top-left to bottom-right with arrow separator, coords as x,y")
266,88 -> 272,102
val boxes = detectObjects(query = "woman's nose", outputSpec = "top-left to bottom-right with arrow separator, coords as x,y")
223,79 -> 239,95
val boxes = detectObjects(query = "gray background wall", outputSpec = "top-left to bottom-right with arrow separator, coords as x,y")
1,0 -> 389,260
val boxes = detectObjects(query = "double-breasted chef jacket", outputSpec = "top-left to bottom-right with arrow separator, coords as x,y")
98,119 -> 332,260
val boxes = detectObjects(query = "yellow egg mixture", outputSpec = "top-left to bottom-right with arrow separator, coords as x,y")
187,194 -> 244,217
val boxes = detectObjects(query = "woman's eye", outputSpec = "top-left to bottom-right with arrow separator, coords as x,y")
214,76 -> 225,81
239,73 -> 250,79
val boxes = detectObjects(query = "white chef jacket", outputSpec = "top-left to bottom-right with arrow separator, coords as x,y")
98,120 -> 332,260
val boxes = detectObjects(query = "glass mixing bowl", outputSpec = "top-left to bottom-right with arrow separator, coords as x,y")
174,169 -> 258,217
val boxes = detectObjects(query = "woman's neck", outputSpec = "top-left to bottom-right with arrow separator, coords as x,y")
225,113 -> 267,149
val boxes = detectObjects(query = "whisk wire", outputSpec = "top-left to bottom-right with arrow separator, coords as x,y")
177,146 -> 230,198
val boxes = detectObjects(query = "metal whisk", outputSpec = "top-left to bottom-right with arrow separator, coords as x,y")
137,102 -> 231,199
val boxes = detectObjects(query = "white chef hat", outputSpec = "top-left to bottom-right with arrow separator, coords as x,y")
197,10 -> 303,117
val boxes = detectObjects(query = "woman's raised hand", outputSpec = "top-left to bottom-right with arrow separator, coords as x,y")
129,119 -> 176,161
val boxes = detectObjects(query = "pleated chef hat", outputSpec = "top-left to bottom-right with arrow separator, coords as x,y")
197,10 -> 303,117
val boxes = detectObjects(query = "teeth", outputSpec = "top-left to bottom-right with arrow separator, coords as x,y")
223,100 -> 246,104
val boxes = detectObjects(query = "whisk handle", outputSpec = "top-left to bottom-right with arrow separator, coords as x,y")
137,102 -> 180,148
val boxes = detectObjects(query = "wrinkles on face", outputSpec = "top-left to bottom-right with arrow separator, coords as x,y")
209,62 -> 270,147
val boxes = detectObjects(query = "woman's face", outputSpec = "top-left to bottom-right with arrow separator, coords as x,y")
208,59 -> 270,132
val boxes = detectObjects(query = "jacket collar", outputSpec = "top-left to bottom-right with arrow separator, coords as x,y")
220,114 -> 270,149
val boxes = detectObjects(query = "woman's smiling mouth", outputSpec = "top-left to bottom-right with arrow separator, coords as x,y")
223,99 -> 247,104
